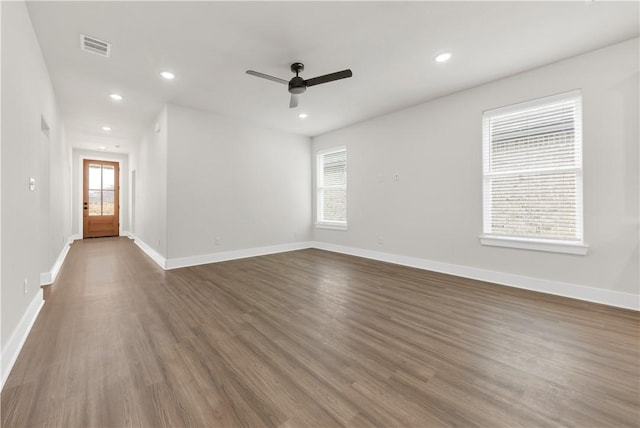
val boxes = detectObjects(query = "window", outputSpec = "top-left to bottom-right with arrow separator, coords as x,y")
316,147 -> 347,230
481,91 -> 587,254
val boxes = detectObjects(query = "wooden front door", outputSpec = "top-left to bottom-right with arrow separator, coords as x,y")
83,160 -> 119,238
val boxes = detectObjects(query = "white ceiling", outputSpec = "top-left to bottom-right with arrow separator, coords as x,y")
26,1 -> 639,154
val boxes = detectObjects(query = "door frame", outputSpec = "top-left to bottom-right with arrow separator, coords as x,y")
130,170 -> 136,234
78,155 -> 123,239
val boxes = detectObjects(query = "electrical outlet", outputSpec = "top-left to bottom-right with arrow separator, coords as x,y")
394,172 -> 400,182
378,237 -> 384,245
23,278 -> 28,294
214,237 -> 221,246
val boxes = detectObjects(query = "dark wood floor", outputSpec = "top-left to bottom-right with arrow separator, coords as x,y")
1,237 -> 638,427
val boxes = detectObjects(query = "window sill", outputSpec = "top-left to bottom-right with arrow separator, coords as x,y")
479,234 -> 588,255
316,223 -> 348,231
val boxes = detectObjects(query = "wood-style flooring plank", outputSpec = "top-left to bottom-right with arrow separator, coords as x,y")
2,237 -> 639,427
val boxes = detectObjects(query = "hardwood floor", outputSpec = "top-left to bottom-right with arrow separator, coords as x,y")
2,237 -> 638,427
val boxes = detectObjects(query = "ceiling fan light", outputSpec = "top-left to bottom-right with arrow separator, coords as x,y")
435,52 -> 452,63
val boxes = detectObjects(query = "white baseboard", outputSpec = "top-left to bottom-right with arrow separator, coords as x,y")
1,289 -> 44,391
310,241 -> 639,311
39,272 -> 50,286
126,236 -> 638,311
131,235 -> 167,269
165,241 -> 314,270
70,234 -> 82,241
39,237 -> 74,286
132,237 -> 312,270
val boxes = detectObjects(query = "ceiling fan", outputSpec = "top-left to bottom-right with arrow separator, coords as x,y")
246,62 -> 352,108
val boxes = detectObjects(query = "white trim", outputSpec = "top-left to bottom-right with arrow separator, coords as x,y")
1,289 -> 45,390
131,235 -> 167,269
39,272 -> 51,286
479,235 -> 588,255
165,242 -> 314,270
483,89 -> 582,117
119,230 -> 131,238
125,236 -> 636,310
316,146 -> 347,226
316,146 -> 347,157
310,241 -> 638,311
482,90 -> 584,245
39,237 -> 74,286
316,222 -> 348,231
484,165 -> 582,178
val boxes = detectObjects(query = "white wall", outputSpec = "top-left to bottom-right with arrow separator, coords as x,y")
166,104 -> 311,259
133,107 -> 168,257
313,38 -> 639,299
1,1 -> 71,351
48,127 -> 71,273
71,149 -> 130,237
0,0 -> 3,367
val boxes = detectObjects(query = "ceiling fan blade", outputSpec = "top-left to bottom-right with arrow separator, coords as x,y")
246,70 -> 288,85
289,94 -> 299,108
306,69 -> 352,87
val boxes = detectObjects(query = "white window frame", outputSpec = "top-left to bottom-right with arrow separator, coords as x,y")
316,146 -> 348,230
480,90 -> 588,255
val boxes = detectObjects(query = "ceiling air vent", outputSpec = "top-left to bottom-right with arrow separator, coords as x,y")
80,34 -> 111,57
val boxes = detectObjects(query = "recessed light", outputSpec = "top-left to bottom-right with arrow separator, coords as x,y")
435,52 -> 452,63
102,126 -> 111,131
160,71 -> 175,80
98,146 -> 107,151
109,93 -> 123,101
298,113 -> 308,119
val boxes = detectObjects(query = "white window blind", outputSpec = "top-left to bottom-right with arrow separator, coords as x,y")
317,147 -> 347,227
482,91 -> 584,249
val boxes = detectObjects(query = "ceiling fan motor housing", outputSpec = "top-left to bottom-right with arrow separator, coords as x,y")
289,76 -> 306,94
